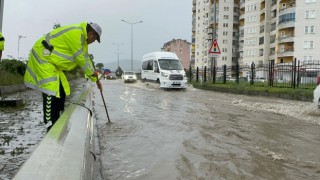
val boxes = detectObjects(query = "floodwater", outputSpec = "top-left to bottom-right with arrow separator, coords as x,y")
93,80 -> 320,180
0,79 -> 86,180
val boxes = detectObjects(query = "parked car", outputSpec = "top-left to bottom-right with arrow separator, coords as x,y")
256,77 -> 266,82
122,71 -> 137,83
105,73 -> 117,80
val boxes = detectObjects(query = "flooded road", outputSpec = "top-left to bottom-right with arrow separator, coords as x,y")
93,80 -> 320,180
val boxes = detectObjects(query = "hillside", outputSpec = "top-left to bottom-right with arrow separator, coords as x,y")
103,59 -> 141,72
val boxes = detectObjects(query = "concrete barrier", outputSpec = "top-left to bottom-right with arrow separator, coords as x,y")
0,84 -> 27,95
13,83 -> 96,180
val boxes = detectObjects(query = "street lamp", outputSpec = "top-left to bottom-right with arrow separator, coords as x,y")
112,42 -> 124,68
121,19 -> 143,71
18,35 -> 27,59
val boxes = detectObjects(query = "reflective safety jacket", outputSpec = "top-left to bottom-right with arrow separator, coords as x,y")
0,32 -> 4,50
24,22 -> 97,97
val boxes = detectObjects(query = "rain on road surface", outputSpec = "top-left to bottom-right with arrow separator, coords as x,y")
93,80 -> 320,180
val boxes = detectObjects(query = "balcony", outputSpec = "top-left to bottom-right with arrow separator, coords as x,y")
271,16 -> 277,24
278,34 -> 294,43
240,14 -> 245,20
270,42 -> 276,48
278,21 -> 295,30
269,51 -> 275,60
279,6 -> 296,16
209,16 -> 219,25
240,2 -> 245,9
233,17 -> 240,24
277,49 -> 294,57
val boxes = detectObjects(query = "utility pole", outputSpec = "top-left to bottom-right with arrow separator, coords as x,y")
0,0 -> 4,32
112,42 -> 124,68
211,0 -> 217,83
121,20 -> 143,71
18,35 -> 27,59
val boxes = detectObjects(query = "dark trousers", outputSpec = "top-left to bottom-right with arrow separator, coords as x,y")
42,82 -> 66,131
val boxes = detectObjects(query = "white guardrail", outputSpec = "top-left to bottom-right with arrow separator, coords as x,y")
14,83 -> 96,180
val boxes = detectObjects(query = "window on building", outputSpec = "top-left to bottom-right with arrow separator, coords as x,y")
305,26 -> 316,33
259,37 -> 264,45
310,10 -> 316,18
310,26 -> 315,33
223,15 -> 229,19
304,56 -> 313,61
305,11 -> 310,18
305,10 -> 316,18
310,41 -> 314,48
305,26 -> 309,33
304,41 -> 314,48
280,59 -> 284,63
279,13 -> 295,24
280,45 -> 285,52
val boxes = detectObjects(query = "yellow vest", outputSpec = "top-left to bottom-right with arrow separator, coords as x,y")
24,22 -> 97,97
0,32 -> 4,50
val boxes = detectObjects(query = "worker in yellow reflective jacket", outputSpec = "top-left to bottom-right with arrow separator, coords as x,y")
24,22 -> 102,131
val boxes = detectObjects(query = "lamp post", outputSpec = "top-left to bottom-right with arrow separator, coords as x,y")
121,19 -> 143,71
112,42 -> 124,68
18,35 -> 27,60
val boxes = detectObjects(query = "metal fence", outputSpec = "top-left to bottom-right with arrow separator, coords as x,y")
191,59 -> 320,89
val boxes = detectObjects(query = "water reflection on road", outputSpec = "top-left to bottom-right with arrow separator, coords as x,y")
93,80 -> 320,180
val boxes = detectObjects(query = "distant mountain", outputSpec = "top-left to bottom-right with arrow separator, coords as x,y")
103,59 -> 141,72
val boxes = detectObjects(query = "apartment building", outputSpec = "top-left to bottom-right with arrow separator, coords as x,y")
162,39 -> 191,70
192,0 -> 320,73
193,0 -> 240,76
294,0 -> 319,63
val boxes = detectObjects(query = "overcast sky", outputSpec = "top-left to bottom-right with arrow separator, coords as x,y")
2,0 -> 192,64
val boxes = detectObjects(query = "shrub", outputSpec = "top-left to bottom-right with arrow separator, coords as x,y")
0,59 -> 26,76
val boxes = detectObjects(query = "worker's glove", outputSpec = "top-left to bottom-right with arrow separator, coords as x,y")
96,80 -> 103,90
92,71 -> 100,77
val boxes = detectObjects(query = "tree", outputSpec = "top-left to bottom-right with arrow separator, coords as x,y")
53,22 -> 61,29
96,63 -> 104,70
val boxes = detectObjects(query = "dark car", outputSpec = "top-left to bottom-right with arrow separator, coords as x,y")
105,73 -> 117,80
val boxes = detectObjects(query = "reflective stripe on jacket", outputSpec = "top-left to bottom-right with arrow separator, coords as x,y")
24,22 -> 97,97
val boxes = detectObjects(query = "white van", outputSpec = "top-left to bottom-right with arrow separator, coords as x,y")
141,52 -> 187,89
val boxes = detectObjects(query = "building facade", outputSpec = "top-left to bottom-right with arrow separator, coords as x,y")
192,0 -> 320,77
193,0 -> 240,77
162,39 -> 191,70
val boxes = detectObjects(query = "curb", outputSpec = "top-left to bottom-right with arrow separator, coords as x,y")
0,84 -> 27,95
13,83 -> 96,180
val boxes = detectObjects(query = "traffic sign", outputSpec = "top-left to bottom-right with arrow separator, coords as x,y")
209,39 -> 221,54
209,54 -> 219,58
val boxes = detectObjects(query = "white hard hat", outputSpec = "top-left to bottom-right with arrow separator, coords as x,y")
89,22 -> 102,43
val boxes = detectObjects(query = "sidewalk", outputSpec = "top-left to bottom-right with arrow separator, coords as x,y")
0,78 -> 90,179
